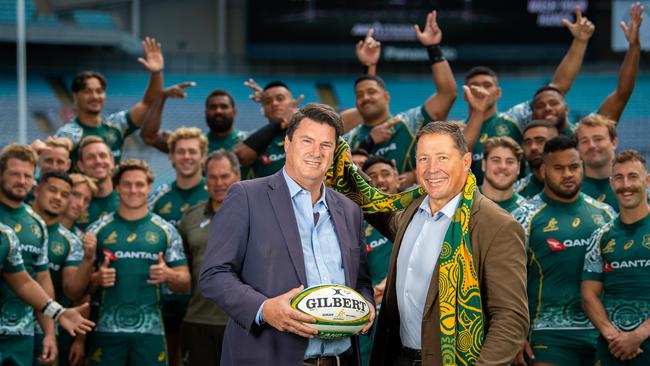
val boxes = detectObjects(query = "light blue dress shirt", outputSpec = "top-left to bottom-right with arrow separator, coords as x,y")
396,193 -> 461,349
256,169 -> 350,358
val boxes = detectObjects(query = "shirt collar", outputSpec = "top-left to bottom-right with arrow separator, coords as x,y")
282,168 -> 328,209
418,192 -> 462,220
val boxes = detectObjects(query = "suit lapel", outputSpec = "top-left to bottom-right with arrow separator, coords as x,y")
267,172 -> 308,285
327,191 -> 353,286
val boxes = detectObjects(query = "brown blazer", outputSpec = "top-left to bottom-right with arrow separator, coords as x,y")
368,191 -> 529,366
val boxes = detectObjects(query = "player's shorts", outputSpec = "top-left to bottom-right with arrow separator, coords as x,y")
530,329 -> 597,366
593,335 -> 650,366
161,294 -> 190,334
0,335 -> 33,366
87,332 -> 167,366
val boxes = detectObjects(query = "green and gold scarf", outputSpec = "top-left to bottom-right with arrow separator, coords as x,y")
327,138 -> 485,365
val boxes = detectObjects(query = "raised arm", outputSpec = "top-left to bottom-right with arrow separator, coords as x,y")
550,6 -> 595,94
415,10 -> 457,121
129,37 -> 165,126
462,85 -> 492,152
598,3 -> 643,123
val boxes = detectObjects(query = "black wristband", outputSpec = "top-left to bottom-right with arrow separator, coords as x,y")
243,121 -> 284,154
426,44 -> 445,64
357,135 -> 375,151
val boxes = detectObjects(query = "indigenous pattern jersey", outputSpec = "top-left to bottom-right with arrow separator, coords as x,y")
247,133 -> 286,179
515,173 -> 545,200
148,178 -> 209,228
468,113 -> 523,185
514,192 -> 616,333
581,176 -> 618,212
583,214 -> 650,331
0,223 -> 25,274
503,100 -> 576,136
54,111 -> 138,165
207,129 -> 251,178
87,212 -> 187,335
346,106 -> 433,174
0,203 -> 48,335
46,223 -> 83,305
487,191 -> 527,214
76,191 -> 120,231
364,222 -> 393,287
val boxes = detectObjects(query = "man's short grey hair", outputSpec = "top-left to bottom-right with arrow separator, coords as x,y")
204,149 -> 240,175
415,122 -> 469,154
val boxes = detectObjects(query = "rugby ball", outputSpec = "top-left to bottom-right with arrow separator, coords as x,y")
290,284 -> 371,340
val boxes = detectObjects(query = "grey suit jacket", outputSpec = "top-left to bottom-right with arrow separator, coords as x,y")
199,171 -> 373,366
368,191 -> 529,366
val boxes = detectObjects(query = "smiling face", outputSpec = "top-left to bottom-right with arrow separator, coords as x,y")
532,90 -> 568,127
482,146 -> 520,191
116,169 -> 151,210
206,157 -> 240,204
542,148 -> 583,200
577,124 -> 617,170
65,182 -> 93,222
35,177 -> 71,218
169,138 -> 205,179
77,142 -> 114,182
39,146 -> 71,173
415,133 -> 471,210
0,158 -> 35,203
354,79 -> 390,122
366,161 -> 400,195
284,118 -> 336,191
73,77 -> 106,115
611,160 -> 649,210
262,86 -> 293,122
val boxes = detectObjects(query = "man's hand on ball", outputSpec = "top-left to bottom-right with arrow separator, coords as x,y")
262,285 -> 318,339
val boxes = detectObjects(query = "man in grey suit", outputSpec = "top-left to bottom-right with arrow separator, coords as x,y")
199,103 -> 375,366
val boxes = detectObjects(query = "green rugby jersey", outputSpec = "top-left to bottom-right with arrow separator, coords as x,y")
514,192 -> 616,333
0,202 -> 48,336
503,100 -> 576,137
0,223 -> 25,274
247,133 -> 286,179
346,106 -> 433,174
148,178 -> 208,228
480,189 -> 526,214
583,214 -> 650,331
364,222 -> 393,287
581,176 -> 618,212
76,191 -> 119,231
87,211 -> 187,335
54,111 -> 138,165
468,113 -> 523,185
514,173 -> 545,200
207,129 -> 251,178
46,223 -> 83,305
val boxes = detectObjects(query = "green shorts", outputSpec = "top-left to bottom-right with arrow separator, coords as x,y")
594,335 -> 650,366
530,329 -> 597,366
0,335 -> 33,366
161,295 -> 190,334
87,332 -> 167,366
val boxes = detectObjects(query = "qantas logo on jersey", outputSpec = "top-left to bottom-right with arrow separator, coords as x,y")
609,259 -> 650,269
375,143 -> 397,156
367,237 -> 389,251
546,238 -> 566,251
543,218 -> 559,232
604,261 -> 614,272
547,238 -> 591,251
261,153 -> 285,165
113,251 -> 158,260
18,243 -> 44,255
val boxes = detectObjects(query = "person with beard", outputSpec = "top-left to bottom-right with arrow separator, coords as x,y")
55,37 -> 165,165
31,170 -> 96,366
74,136 -> 118,231
480,136 -> 526,213
513,136 -> 616,366
346,11 -> 457,190
0,144 -> 57,365
178,150 -> 241,366
514,120 -> 559,199
577,114 -> 620,211
147,127 -> 209,366
508,3 -> 643,134
86,160 -> 189,366
582,150 -> 650,365
60,173 -> 98,238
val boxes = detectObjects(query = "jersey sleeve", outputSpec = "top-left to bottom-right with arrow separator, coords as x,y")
582,224 -> 610,282
502,100 -> 533,130
63,228 -> 83,267
163,223 -> 187,267
395,105 -> 434,133
34,220 -> 49,273
2,229 -> 25,273
147,184 -> 169,210
512,203 -> 533,248
54,122 -> 83,148
106,110 -> 138,139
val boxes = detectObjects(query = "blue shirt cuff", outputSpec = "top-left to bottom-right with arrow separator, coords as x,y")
255,300 -> 266,325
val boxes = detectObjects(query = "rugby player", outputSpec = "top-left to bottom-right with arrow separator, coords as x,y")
480,136 -> 526,213
515,120 -> 559,199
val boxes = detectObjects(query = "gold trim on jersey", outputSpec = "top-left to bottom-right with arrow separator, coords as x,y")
543,217 -> 558,232
572,217 -> 581,228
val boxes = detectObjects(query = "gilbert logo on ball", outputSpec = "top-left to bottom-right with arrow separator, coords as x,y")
290,284 -> 371,340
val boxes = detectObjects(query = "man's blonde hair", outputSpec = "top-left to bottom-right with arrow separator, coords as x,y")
112,159 -> 155,187
78,135 -> 110,161
0,144 -> 38,174
44,137 -> 72,152
576,113 -> 617,141
484,136 -> 524,162
69,173 -> 98,197
167,127 -> 208,156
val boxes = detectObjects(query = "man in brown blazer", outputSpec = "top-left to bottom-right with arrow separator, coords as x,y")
367,122 -> 529,366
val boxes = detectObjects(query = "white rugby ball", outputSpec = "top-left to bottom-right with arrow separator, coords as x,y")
290,284 -> 371,340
